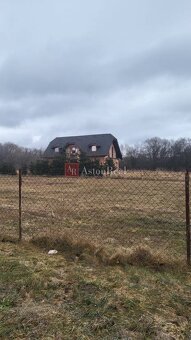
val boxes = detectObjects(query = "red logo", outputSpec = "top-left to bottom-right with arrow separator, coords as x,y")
65,163 -> 79,177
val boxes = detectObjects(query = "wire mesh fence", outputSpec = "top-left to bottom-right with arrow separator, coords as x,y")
0,170 -> 190,264
0,175 -> 19,239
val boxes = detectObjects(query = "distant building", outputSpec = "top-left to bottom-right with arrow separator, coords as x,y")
44,133 -> 122,169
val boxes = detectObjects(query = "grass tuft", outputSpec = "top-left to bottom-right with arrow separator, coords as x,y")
31,233 -> 164,269
127,246 -> 162,267
31,232 -> 97,257
0,234 -> 18,243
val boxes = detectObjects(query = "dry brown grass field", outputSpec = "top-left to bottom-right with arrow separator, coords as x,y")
0,171 -> 187,263
1,171 -> 191,339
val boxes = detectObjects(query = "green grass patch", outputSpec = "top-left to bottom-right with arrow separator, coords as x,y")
0,238 -> 191,339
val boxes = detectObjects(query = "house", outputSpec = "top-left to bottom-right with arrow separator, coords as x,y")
44,133 -> 122,169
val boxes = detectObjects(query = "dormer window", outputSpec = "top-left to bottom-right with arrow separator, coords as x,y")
92,145 -> 97,152
72,147 -> 77,154
55,147 -> 59,153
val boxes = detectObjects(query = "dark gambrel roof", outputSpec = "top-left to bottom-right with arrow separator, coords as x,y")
44,133 -> 122,159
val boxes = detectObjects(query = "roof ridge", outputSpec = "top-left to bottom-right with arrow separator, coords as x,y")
55,133 -> 113,139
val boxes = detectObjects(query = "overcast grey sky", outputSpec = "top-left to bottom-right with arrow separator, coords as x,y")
0,0 -> 191,148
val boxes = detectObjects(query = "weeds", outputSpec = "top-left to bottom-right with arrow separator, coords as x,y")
31,233 -> 167,270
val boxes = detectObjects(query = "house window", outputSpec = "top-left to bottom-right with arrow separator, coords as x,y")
92,145 -> 97,152
55,147 -> 59,153
72,147 -> 77,154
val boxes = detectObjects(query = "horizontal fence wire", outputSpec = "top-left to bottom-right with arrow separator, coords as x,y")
0,171 -> 188,264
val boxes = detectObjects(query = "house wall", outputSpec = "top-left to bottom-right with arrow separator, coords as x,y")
89,143 -> 120,170
114,159 -> 120,169
109,143 -> 117,159
89,156 -> 107,165
109,143 -> 120,169
90,155 -> 120,170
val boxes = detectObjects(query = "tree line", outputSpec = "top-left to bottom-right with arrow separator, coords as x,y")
0,143 -> 42,175
121,137 -> 191,171
1,137 -> 191,175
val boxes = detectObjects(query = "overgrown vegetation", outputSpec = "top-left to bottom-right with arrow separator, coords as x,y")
31,233 -> 164,268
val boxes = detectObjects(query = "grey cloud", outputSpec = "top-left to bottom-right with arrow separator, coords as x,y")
1,35 -> 191,102
0,1 -> 191,147
119,36 -> 191,87
0,42 -> 103,98
0,113 -> 23,127
0,91 -> 98,128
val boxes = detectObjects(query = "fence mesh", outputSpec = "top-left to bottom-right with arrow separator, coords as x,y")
0,171 -> 188,263
0,175 -> 19,238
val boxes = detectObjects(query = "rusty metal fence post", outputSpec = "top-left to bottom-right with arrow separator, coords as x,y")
185,170 -> 191,265
19,169 -> 22,241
